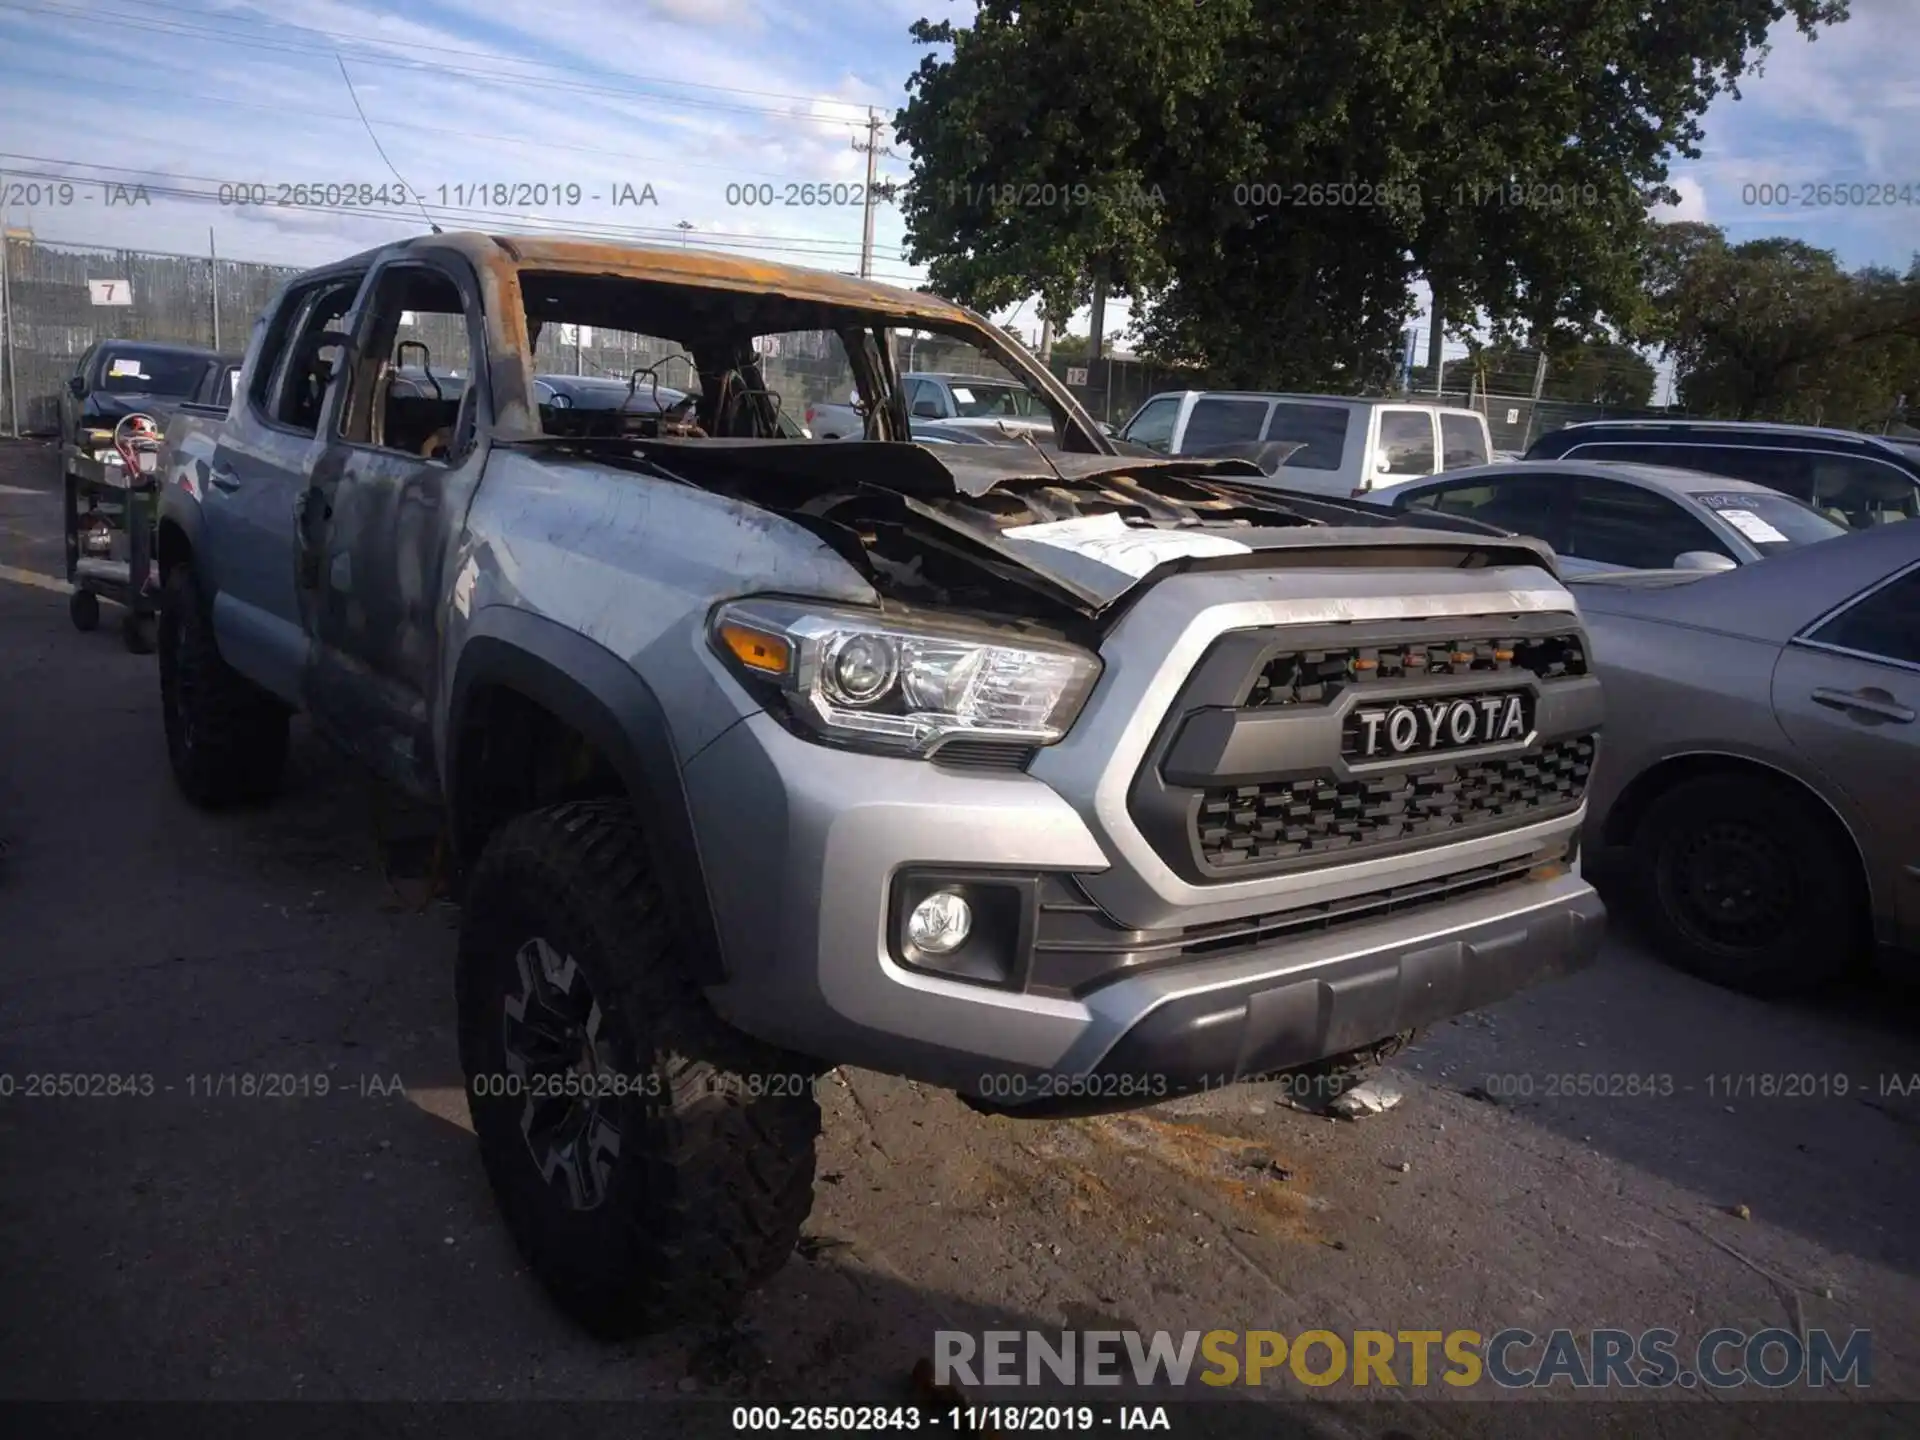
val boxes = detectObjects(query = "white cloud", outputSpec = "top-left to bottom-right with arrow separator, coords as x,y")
1653,175 -> 1710,224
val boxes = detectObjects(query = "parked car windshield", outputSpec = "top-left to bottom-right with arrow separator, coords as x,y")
94,349 -> 208,396
945,380 -> 1041,418
1687,489 -> 1850,551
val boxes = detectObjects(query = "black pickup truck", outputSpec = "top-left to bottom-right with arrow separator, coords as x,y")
60,340 -> 239,487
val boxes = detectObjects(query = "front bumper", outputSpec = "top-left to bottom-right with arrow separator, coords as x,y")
689,709 -> 1604,1103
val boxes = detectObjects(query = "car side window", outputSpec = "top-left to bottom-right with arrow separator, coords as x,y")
1811,566 -> 1920,667
1121,396 -> 1180,452
1440,413 -> 1489,469
1403,474 -> 1564,544
264,278 -> 363,434
344,262 -> 482,463
1805,455 -> 1920,529
1263,402 -> 1349,470
906,379 -> 941,418
1561,478 -> 1730,569
1181,397 -> 1269,450
1378,410 -> 1437,477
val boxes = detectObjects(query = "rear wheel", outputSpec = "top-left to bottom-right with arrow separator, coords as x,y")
1630,775 -> 1864,997
122,612 -> 156,655
458,799 -> 820,1336
157,564 -> 289,807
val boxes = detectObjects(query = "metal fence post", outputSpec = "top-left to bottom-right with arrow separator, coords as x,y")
0,230 -> 15,438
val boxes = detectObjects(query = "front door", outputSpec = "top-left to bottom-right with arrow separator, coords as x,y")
1770,562 -> 1920,949
296,255 -> 492,800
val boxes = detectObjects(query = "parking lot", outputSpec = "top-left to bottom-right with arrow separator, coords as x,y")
0,436 -> 1917,1431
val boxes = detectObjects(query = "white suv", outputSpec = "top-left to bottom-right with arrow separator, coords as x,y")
1117,391 -> 1494,497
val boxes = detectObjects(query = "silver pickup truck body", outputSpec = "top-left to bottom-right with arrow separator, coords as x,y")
154,231 -> 1603,1331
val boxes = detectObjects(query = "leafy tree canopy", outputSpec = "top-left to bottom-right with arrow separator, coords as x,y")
896,0 -> 1848,389
1640,222 -> 1920,424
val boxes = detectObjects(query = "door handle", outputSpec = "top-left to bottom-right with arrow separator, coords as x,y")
1811,687 -> 1916,724
208,464 -> 242,493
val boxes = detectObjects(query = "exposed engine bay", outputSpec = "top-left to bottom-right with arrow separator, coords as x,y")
524,435 -> 1558,626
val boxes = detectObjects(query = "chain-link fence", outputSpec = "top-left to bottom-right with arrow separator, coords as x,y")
0,234 -> 301,435
0,232 -> 1671,444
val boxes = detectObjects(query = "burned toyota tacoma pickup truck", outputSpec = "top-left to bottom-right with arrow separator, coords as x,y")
153,232 -> 1604,1334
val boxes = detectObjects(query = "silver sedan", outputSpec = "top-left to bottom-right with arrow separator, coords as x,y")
1367,459 -> 1849,574
1573,519 -> 1919,995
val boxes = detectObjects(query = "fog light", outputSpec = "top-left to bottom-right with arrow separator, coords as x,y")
906,889 -> 971,955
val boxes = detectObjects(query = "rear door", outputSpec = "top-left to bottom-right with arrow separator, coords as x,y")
1771,561 -> 1920,947
297,252 -> 490,798
203,272 -> 366,703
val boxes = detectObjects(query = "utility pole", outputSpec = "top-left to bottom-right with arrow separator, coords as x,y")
209,226 -> 221,351
852,109 -> 896,281
1426,297 -> 1446,397
1039,314 -> 1054,363
1530,348 -> 1549,400
676,220 -> 694,248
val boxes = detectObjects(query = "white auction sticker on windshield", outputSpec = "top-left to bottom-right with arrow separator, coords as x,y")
1714,507 -> 1789,545
950,387 -> 975,405
1003,511 -> 1250,578
107,358 -> 146,379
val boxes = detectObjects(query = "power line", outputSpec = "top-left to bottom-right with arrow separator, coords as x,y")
0,154 -> 911,260
0,159 -> 924,276
0,0 -> 882,129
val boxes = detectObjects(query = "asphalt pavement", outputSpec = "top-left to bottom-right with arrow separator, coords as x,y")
0,438 -> 1916,1435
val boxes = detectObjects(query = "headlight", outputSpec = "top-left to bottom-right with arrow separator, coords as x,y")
710,598 -> 1101,757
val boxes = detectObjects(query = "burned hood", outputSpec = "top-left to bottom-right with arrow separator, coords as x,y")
621,434 -> 1281,498
573,434 -> 1563,614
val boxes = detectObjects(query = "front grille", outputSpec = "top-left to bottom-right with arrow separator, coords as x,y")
1248,633 -> 1587,707
1196,735 -> 1595,870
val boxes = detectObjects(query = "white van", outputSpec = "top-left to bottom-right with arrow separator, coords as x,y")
1115,391 -> 1494,497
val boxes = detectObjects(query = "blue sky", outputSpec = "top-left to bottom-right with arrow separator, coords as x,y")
1,0 -> 1914,365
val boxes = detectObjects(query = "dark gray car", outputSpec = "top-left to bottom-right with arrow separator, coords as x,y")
1368,460 -> 1850,574
1574,520 -> 1920,995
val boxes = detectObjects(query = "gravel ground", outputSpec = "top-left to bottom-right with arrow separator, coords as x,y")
1,438 -> 1916,1438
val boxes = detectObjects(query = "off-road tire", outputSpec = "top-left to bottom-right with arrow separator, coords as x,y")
157,563 -> 289,807
1630,774 -> 1864,998
122,612 -> 156,655
457,799 -> 820,1336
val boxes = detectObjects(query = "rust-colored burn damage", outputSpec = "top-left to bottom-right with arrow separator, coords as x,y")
476,231 -> 971,324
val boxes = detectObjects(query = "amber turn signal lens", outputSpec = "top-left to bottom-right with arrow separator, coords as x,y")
718,621 -> 791,675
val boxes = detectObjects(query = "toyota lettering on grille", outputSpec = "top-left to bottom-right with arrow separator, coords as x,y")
1348,691 -> 1531,760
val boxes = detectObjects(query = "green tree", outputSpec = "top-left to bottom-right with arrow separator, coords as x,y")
1641,222 -> 1920,422
895,0 -> 1848,391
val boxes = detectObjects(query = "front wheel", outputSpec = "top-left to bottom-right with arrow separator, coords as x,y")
1630,775 -> 1864,997
457,799 -> 820,1336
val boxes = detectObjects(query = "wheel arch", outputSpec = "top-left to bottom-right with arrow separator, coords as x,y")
156,512 -> 197,583
446,610 -> 728,986
1600,749 -> 1875,912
